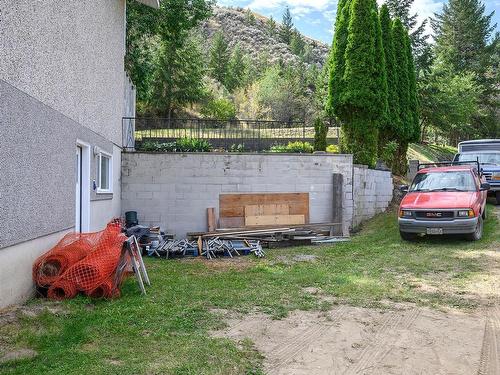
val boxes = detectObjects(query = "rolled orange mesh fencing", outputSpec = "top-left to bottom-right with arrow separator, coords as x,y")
33,221 -> 128,300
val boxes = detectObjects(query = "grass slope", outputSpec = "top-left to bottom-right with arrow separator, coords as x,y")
1,208 -> 498,374
408,143 -> 457,163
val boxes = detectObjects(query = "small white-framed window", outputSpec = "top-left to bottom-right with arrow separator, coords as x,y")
96,151 -> 112,193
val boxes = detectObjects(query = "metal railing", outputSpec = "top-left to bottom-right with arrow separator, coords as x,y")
122,117 -> 340,152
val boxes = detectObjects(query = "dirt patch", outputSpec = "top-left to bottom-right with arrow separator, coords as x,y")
213,304 -> 499,375
292,255 -> 317,262
0,349 -> 38,364
0,302 -> 67,327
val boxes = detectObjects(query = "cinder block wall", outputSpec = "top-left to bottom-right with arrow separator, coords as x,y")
122,153 -> 355,237
352,165 -> 394,228
121,153 -> 393,237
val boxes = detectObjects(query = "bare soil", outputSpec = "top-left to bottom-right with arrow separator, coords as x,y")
213,304 -> 500,375
211,206 -> 500,375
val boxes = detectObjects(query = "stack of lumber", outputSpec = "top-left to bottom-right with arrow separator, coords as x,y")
188,223 -> 348,248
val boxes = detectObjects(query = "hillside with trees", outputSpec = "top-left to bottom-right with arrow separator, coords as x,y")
126,0 -> 498,171
126,2 -> 328,123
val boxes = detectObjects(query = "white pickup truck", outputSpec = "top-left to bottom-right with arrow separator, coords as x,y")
453,139 -> 500,205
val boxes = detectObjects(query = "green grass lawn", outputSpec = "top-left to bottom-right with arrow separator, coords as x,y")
1,208 -> 498,374
408,143 -> 457,163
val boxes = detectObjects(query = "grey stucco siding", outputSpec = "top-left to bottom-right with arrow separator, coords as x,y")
0,0 -> 126,146
0,80 -> 117,249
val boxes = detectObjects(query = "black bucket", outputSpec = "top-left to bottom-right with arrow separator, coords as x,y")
125,211 -> 138,227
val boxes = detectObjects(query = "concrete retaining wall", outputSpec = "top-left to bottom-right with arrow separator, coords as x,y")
352,165 -> 394,228
122,153 -> 393,237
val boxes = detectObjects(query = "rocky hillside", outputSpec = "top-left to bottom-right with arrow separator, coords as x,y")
200,6 -> 330,67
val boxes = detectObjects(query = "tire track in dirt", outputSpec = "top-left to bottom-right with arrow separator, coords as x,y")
342,308 -> 421,375
266,306 -> 347,374
477,305 -> 500,375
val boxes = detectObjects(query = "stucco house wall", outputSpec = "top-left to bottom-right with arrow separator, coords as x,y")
0,0 -> 153,308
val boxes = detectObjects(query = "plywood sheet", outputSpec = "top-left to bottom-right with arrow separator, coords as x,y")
219,193 -> 309,228
245,214 -> 306,226
244,204 -> 290,217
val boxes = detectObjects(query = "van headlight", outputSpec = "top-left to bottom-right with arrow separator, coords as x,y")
458,210 -> 475,217
492,173 -> 500,181
399,210 -> 412,218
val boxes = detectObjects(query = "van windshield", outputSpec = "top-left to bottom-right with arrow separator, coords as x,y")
410,171 -> 476,192
457,153 -> 500,166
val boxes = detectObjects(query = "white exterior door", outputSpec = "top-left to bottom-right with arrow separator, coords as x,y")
76,146 -> 82,232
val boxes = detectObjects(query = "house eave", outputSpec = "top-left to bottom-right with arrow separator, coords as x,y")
135,0 -> 160,8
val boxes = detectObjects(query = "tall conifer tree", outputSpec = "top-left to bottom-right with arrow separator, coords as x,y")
330,0 -> 387,166
378,4 -> 399,155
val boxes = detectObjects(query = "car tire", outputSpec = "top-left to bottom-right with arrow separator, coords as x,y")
482,207 -> 487,221
496,191 -> 500,205
400,231 -> 417,241
465,216 -> 483,241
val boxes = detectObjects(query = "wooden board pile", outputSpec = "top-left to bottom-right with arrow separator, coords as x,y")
188,223 -> 349,248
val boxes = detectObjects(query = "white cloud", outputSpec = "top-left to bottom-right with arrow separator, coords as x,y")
247,0 -> 331,11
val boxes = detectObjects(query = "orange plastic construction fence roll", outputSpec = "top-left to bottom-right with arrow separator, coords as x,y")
47,279 -> 78,300
62,224 -> 126,293
33,220 -> 129,300
88,275 -> 120,299
33,233 -> 100,287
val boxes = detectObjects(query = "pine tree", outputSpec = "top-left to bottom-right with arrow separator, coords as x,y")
280,7 -> 294,45
432,0 -> 496,76
432,0 -> 498,138
385,0 -> 417,29
266,16 -> 277,37
226,44 -> 247,92
338,0 -> 387,166
152,35 -> 206,118
209,31 -> 230,87
245,9 -> 256,25
378,4 -> 399,154
385,0 -> 432,75
290,29 -> 306,56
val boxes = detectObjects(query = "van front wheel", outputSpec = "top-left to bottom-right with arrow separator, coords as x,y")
465,216 -> 483,241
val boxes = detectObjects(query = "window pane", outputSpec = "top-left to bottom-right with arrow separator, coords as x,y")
100,156 -> 110,190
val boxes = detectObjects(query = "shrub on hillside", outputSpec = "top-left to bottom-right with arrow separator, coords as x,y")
138,138 -> 212,152
200,98 -> 237,120
269,141 -> 314,153
326,144 -> 339,153
313,117 -> 328,151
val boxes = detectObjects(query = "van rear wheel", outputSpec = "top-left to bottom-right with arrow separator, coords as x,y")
496,191 -> 500,205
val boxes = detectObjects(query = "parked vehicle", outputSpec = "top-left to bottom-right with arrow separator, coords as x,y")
398,162 -> 490,241
453,139 -> 500,204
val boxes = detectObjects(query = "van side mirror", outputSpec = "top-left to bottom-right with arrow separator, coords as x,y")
399,185 -> 409,193
480,183 -> 490,191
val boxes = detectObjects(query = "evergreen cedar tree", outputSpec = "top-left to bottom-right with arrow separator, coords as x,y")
327,0 -> 418,171
378,4 -> 399,152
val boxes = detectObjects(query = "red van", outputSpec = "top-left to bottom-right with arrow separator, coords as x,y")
398,163 -> 490,241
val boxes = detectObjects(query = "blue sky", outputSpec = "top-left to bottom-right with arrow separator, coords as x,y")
217,0 -> 500,44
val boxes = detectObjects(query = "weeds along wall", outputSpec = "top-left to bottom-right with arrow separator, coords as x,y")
121,153 -> 393,237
